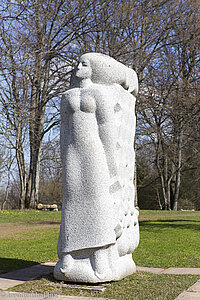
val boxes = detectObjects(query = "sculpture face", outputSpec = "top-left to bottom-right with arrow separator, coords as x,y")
75,58 -> 92,80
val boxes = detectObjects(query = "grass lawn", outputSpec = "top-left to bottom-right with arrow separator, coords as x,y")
1,209 -> 200,299
134,210 -> 200,268
0,228 -> 59,273
0,210 -> 61,223
11,272 -> 200,300
0,210 -> 61,273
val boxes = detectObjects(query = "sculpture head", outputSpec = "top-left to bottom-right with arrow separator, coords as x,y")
71,53 -> 138,96
75,57 -> 92,80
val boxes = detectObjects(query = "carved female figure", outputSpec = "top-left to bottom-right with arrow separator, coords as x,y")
54,53 -> 139,283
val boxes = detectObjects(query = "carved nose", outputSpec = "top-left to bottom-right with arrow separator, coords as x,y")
77,63 -> 82,69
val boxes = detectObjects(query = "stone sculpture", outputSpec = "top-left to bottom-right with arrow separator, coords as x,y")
54,53 -> 139,283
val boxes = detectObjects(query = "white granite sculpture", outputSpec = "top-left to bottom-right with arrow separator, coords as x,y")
54,53 -> 139,283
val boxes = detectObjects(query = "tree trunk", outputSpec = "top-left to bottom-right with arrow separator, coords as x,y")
156,187 -> 162,210
29,143 -> 42,208
172,126 -> 183,210
160,173 -> 168,210
1,155 -> 13,210
16,156 -> 27,209
156,139 -> 168,210
25,172 -> 32,209
29,104 -> 45,208
167,178 -> 172,210
16,123 -> 27,210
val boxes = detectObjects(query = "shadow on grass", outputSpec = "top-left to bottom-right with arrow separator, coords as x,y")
139,219 -> 200,231
0,258 -> 39,275
0,258 -> 55,284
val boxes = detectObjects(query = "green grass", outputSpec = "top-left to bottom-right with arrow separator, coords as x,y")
0,228 -> 59,274
1,210 -> 200,299
0,210 -> 200,273
134,211 -> 200,267
0,210 -> 61,223
11,272 -> 200,300
139,209 -> 200,219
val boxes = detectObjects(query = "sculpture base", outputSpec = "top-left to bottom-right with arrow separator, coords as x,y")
54,252 -> 136,283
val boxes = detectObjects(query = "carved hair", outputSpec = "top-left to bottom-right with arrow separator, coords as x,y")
70,53 -> 138,96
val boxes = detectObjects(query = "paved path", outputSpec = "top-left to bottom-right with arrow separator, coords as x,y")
175,280 -> 200,300
0,291 -> 108,300
0,263 -> 200,299
137,266 -> 200,299
137,266 -> 200,275
0,262 -> 55,290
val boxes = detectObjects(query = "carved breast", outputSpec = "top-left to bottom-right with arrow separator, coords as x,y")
68,97 -> 80,112
80,95 -> 96,113
66,88 -> 96,114
67,90 -> 80,112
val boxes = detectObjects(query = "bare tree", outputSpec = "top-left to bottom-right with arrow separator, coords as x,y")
0,0 -> 94,208
39,138 -> 62,208
0,0 -> 199,210
137,0 -> 200,209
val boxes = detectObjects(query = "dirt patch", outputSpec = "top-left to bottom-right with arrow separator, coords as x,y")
0,221 -> 60,238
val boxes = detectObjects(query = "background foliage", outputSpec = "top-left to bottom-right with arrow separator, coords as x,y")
0,0 -> 199,210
